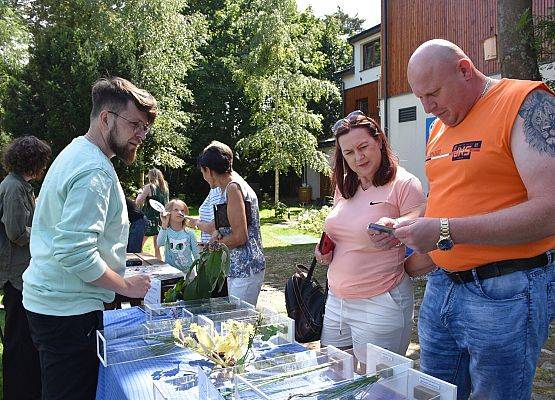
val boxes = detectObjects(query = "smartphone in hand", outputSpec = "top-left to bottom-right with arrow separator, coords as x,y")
367,223 -> 395,235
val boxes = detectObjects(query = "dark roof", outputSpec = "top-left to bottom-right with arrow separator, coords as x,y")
334,65 -> 355,77
347,24 -> 381,44
318,138 -> 336,148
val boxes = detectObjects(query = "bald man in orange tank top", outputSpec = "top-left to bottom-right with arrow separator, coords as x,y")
391,39 -> 555,400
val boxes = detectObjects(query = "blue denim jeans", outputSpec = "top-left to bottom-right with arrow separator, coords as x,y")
127,216 -> 147,253
418,254 -> 555,400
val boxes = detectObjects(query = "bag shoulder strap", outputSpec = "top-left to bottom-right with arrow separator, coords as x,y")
305,257 -> 318,282
304,257 -> 329,292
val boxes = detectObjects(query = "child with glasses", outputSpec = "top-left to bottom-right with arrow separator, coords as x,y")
157,199 -> 199,278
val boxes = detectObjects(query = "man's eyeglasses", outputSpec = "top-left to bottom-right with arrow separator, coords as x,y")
107,111 -> 150,135
332,110 -> 378,136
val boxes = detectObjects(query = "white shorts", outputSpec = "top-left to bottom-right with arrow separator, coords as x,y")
227,270 -> 265,307
320,273 -> 414,362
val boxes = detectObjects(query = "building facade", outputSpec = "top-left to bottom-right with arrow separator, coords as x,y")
337,0 -> 554,193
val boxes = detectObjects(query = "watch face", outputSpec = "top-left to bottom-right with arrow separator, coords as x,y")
438,238 -> 454,251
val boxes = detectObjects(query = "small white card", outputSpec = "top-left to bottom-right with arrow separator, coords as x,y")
143,277 -> 161,306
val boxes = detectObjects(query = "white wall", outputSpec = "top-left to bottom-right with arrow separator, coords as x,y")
540,61 -> 555,81
343,65 -> 381,90
306,146 -> 336,200
306,168 -> 320,199
384,94 -> 432,194
342,32 -> 381,90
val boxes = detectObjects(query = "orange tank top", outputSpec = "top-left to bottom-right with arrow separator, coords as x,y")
425,78 -> 555,271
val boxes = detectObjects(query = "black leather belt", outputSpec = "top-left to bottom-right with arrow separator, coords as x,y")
444,251 -> 553,284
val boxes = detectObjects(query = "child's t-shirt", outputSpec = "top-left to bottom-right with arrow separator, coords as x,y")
157,227 -> 199,273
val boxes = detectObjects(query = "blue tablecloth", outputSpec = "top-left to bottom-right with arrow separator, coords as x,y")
95,307 -> 306,400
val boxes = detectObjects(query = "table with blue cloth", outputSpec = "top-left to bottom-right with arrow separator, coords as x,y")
96,307 -> 307,400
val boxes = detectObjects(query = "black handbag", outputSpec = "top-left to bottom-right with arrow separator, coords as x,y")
213,200 -> 252,229
284,257 -> 328,343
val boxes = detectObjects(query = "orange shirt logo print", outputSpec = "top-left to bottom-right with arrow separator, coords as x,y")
451,140 -> 482,161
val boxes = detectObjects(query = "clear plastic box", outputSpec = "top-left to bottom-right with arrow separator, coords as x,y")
211,310 -> 294,350
153,346 -> 350,400
96,310 -> 211,367
200,307 -> 272,331
366,342 -> 413,377
361,368 -> 457,400
234,346 -> 354,399
145,296 -> 255,322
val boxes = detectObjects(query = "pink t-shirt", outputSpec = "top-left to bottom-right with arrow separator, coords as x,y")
324,167 -> 425,299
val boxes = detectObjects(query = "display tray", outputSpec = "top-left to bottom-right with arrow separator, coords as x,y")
360,368 -> 458,400
97,312 -> 215,367
234,345 -> 354,399
145,296 -> 255,322
152,345 -> 346,400
365,342 -> 413,377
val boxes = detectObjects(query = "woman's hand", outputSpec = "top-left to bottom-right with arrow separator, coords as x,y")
367,217 -> 401,250
160,211 -> 170,229
135,184 -> 151,207
314,244 -> 333,265
184,217 -> 198,229
209,230 -> 222,243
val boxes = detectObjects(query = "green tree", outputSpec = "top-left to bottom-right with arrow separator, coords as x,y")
498,0 -> 541,80
3,0 -> 207,190
309,8 -> 364,137
228,0 -> 340,203
173,0 -> 257,203
0,2 -> 29,149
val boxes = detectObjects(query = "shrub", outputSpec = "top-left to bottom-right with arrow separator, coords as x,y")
294,206 -> 332,235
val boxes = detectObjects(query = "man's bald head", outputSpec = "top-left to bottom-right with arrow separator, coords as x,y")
407,39 -> 486,126
408,39 -> 469,77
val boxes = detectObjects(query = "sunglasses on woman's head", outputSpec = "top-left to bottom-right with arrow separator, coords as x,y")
332,110 -> 378,136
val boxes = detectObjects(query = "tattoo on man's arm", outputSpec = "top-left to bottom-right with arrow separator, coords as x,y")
518,90 -> 555,156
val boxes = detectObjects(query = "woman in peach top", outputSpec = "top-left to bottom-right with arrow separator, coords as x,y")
315,110 -> 425,366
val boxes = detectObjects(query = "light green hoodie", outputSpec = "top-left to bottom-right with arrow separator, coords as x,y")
23,137 -> 128,316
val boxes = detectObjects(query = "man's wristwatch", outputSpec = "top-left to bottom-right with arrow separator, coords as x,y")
436,218 -> 454,251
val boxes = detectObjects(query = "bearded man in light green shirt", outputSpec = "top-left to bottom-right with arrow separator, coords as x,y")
23,77 -> 156,400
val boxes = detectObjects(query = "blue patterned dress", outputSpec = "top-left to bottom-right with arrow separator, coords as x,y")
218,177 -> 265,278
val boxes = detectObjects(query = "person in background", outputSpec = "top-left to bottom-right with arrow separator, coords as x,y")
23,77 -> 153,400
315,110 -> 425,370
190,141 -> 265,306
0,135 -> 51,400
158,199 -> 199,277
126,197 -> 147,253
136,168 -> 169,259
197,187 -> 222,246
194,170 -> 243,247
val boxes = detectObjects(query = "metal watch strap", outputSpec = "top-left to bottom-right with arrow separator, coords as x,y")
440,218 -> 450,237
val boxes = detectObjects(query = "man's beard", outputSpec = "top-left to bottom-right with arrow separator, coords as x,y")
107,125 -> 137,165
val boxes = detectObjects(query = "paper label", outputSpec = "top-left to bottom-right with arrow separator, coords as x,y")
144,278 -> 161,306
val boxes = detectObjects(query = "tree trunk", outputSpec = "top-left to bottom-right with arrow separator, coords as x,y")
498,0 -> 541,80
274,167 -> 279,205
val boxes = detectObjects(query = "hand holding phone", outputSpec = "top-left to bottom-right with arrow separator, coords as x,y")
367,223 -> 395,235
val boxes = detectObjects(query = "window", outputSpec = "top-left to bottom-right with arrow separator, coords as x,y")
356,98 -> 369,115
362,40 -> 380,70
399,106 -> 417,123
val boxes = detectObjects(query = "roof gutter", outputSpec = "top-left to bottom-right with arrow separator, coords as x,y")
383,0 -> 389,137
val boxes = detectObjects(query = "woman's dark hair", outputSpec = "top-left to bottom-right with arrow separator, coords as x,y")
2,136 -> 51,176
333,117 -> 397,199
197,141 -> 233,174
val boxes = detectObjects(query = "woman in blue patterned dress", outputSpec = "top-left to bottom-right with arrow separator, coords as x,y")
187,141 -> 265,306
